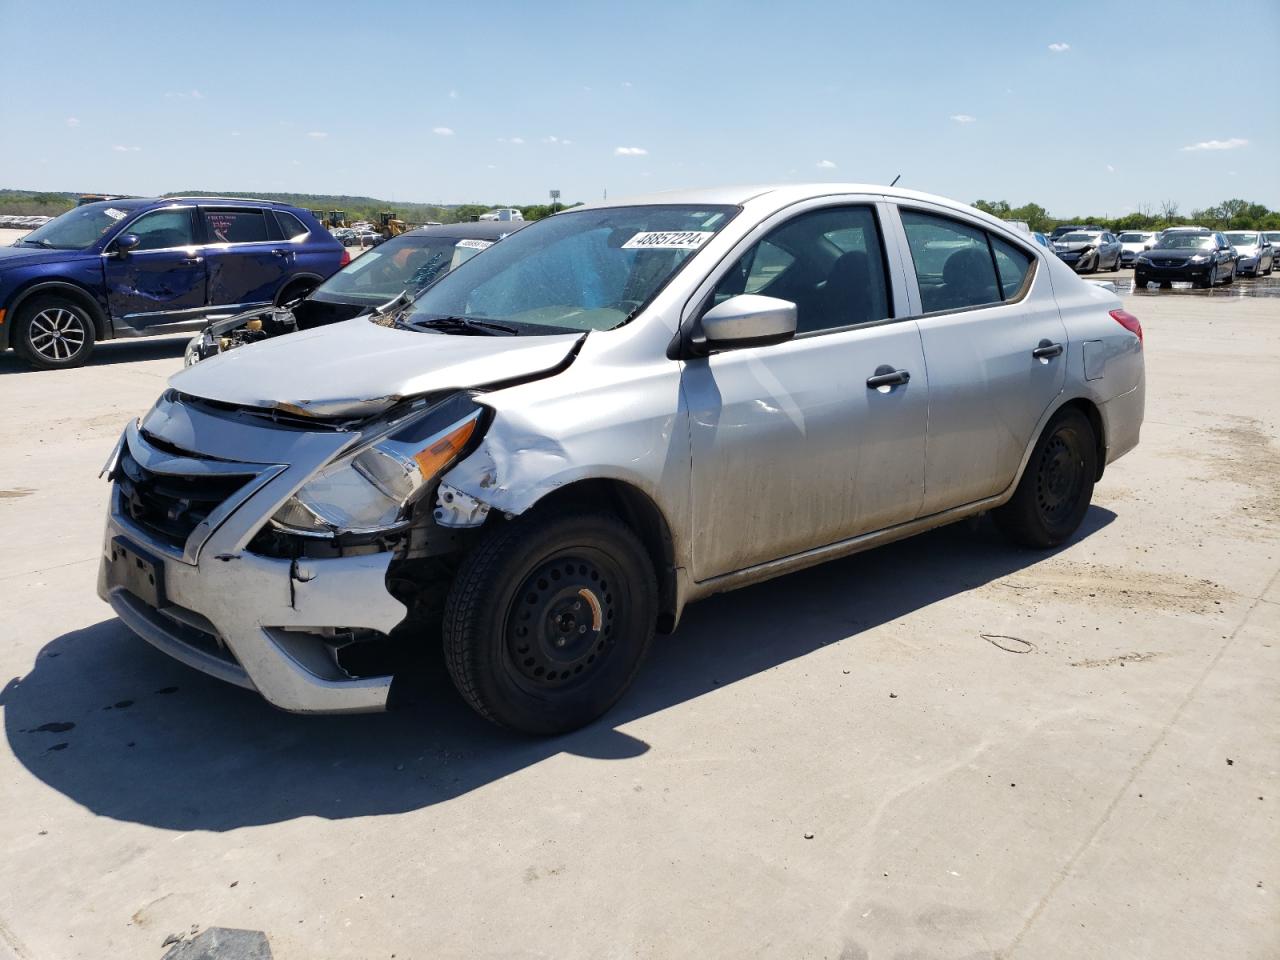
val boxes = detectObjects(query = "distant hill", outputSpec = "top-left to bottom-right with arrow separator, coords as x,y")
0,188 -> 572,223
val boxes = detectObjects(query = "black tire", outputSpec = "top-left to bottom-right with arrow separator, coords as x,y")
12,295 -> 97,370
443,509 -> 658,735
1222,264 -> 1234,285
1263,259 -> 1273,277
1199,266 -> 1217,289
994,408 -> 1098,549
1133,272 -> 1147,288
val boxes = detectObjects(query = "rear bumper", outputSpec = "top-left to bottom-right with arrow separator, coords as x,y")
1100,378 -> 1144,465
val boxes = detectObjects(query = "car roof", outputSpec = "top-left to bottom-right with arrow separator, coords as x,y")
402,221 -> 528,240
569,184 -> 1090,243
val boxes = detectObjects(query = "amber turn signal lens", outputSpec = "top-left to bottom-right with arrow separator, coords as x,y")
412,418 -> 477,479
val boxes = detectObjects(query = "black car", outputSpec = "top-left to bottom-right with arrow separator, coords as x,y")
185,221 -> 525,363
1134,231 -> 1238,289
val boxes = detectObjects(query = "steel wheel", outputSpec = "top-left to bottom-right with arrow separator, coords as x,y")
1035,432 -> 1086,529
505,553 -> 619,690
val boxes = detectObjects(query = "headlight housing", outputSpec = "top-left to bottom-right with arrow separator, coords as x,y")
1189,254 -> 1209,263
271,393 -> 484,537
1136,254 -> 1151,264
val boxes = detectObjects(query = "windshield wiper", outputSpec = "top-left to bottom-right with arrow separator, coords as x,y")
405,314 -> 519,336
22,238 -> 53,248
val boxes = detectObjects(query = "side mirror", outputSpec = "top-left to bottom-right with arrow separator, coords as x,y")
114,233 -> 140,256
698,294 -> 797,352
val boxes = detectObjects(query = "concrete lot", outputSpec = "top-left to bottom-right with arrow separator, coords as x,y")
0,284 -> 1277,959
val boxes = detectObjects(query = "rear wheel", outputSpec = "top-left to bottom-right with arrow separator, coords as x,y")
994,408 -> 1097,549
12,296 -> 97,370
443,509 -> 658,735
275,278 -> 317,306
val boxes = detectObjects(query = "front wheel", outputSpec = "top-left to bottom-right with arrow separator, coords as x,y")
443,509 -> 658,735
12,296 -> 97,370
994,408 -> 1098,549
1222,264 -> 1234,285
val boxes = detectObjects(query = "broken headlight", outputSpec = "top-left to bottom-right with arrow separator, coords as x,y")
271,394 -> 483,537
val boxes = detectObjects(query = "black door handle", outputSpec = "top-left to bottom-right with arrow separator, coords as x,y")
1032,340 -> 1063,359
866,366 -> 911,389
272,248 -> 291,258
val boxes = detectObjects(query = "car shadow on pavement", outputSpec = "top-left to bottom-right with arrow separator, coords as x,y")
0,336 -> 187,374
2,508 -> 1114,831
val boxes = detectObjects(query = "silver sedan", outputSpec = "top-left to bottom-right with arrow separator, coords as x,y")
100,184 -> 1145,733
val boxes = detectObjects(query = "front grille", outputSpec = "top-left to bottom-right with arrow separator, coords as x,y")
116,445 -> 253,549
1153,258 -> 1187,269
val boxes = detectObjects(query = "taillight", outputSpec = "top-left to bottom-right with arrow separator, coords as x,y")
1110,308 -> 1142,345
339,248 -> 351,267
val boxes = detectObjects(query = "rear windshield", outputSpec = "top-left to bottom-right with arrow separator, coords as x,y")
1058,233 -> 1097,243
1118,233 -> 1149,242
1224,232 -> 1258,246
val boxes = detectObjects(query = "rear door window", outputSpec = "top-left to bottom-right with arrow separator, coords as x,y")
123,208 -> 197,251
901,210 -> 1001,313
202,209 -> 269,244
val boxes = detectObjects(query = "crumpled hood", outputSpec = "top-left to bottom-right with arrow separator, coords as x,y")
169,316 -> 584,418
1055,240 -> 1097,253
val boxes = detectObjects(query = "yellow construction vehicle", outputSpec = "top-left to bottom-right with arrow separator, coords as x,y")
379,210 -> 409,240
327,210 -> 350,228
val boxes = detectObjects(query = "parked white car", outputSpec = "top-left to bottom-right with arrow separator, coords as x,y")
99,184 -> 1145,733
478,208 -> 524,222
1117,231 -> 1158,268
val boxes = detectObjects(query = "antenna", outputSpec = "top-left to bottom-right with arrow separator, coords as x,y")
889,174 -> 901,187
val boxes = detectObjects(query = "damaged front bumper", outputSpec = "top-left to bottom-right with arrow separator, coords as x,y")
97,397 -> 407,714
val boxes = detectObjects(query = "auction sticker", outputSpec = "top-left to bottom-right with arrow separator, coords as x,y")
104,208 -> 128,220
622,230 -> 714,250
455,239 -> 494,251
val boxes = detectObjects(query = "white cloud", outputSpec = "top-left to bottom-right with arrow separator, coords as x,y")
307,131 -> 328,138
448,89 -> 458,99
561,138 -> 573,145
112,145 -> 141,152
486,163 -> 496,169
230,130 -> 241,137
165,89 -> 204,99
191,89 -> 204,99
622,81 -> 633,88
950,114 -> 976,123
510,136 -> 524,144
291,160 -> 301,166
65,117 -> 79,127
543,135 -> 561,144
1180,137 -> 1248,152
816,159 -> 837,169
615,146 -> 648,156
433,126 -> 455,136
1048,42 -> 1070,53
1106,164 -> 1115,173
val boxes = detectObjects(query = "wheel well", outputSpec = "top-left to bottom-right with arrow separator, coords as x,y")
532,479 -> 679,633
276,275 -> 322,305
1058,397 -> 1107,481
11,282 -> 108,340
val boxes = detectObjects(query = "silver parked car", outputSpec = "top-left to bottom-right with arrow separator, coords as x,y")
98,184 -> 1146,733
1053,230 -> 1124,272
1223,230 -> 1275,277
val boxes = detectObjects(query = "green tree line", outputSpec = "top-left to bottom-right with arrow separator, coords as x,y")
973,198 -> 1280,233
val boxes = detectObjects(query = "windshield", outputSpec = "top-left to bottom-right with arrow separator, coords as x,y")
1224,232 -> 1258,246
400,204 -> 738,334
1058,233 -> 1097,243
1266,232 -> 1280,243
19,201 -> 139,250
1154,234 -> 1215,250
314,234 -> 497,304
1118,233 -> 1149,242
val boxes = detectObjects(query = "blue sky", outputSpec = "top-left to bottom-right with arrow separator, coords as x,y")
2,0 -> 1277,215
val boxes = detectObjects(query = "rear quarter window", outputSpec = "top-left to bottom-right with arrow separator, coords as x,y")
274,211 -> 310,241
